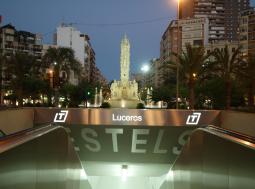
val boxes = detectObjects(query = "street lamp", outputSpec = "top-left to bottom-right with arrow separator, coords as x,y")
141,64 -> 150,73
85,91 -> 90,108
141,64 -> 150,88
141,64 -> 151,104
49,69 -> 54,88
176,0 -> 181,109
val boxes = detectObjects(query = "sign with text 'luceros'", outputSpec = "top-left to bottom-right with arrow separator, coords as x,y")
47,109 -> 220,126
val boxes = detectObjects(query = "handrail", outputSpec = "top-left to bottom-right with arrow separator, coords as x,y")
170,125 -> 255,189
207,125 -> 255,143
0,125 -> 65,154
198,126 -> 255,149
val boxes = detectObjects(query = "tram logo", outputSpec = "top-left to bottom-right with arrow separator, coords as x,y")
54,110 -> 69,123
186,112 -> 201,125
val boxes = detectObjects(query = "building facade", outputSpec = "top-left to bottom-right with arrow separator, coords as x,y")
56,24 -> 86,65
179,0 -> 250,42
179,17 -> 209,49
160,20 -> 180,65
160,17 -> 209,64
141,58 -> 163,89
0,24 -> 43,59
56,24 -> 107,85
132,58 -> 163,90
0,24 -> 43,104
205,40 -> 240,62
239,7 -> 255,57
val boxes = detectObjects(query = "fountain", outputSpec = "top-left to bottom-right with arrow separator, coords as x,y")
108,35 -> 143,108
99,88 -> 103,105
145,87 -> 153,108
90,87 -> 103,108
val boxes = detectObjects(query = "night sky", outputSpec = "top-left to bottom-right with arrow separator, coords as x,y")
0,0 -> 254,81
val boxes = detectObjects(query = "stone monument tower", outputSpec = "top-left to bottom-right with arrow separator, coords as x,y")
109,35 -> 141,108
120,35 -> 130,83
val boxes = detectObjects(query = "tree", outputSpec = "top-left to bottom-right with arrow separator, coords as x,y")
0,52 -> 6,105
78,80 -> 95,107
59,83 -> 80,107
152,85 -> 175,106
59,80 -> 95,108
6,53 -> 41,107
23,77 -> 50,106
172,43 -> 210,109
197,78 -> 226,109
43,47 -> 81,105
43,47 -> 81,81
239,56 -> 255,108
209,45 -> 242,109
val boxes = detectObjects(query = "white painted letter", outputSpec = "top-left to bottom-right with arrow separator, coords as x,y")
172,130 -> 192,155
153,129 -> 167,154
105,128 -> 124,152
131,129 -> 149,153
81,128 -> 101,152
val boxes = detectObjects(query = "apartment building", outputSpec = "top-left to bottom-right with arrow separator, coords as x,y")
56,24 -> 106,85
179,0 -> 250,42
0,24 -> 43,59
160,17 -> 209,65
205,40 -> 240,62
239,7 -> 255,57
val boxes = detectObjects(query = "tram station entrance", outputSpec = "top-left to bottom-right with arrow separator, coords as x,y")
0,108 -> 254,189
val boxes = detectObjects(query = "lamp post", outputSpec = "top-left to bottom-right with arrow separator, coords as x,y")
141,64 -> 150,88
141,64 -> 151,105
176,0 -> 181,109
85,91 -> 90,108
49,69 -> 54,88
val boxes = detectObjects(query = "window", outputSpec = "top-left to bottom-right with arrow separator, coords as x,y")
193,40 -> 203,46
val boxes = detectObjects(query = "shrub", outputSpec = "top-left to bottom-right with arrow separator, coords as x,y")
101,102 -> 111,108
136,103 -> 145,109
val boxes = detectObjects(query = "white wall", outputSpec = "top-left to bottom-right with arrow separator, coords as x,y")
88,176 -> 163,189
57,25 -> 86,85
57,26 -> 85,65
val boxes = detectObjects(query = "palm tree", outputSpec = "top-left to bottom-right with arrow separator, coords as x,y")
210,45 -> 242,109
171,43 -> 210,109
43,47 -> 81,82
6,53 -> 40,107
43,47 -> 81,106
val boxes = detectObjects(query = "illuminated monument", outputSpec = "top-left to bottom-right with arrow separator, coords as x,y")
109,35 -> 141,108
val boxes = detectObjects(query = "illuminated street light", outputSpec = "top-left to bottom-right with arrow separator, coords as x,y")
141,64 -> 150,73
141,64 -> 150,90
192,73 -> 197,78
48,69 -> 54,88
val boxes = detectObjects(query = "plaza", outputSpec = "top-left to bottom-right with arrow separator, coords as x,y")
0,0 -> 255,188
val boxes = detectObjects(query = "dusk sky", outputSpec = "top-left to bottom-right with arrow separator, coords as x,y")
1,0 -> 255,81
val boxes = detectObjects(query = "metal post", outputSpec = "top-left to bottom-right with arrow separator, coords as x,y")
176,0 -> 180,109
